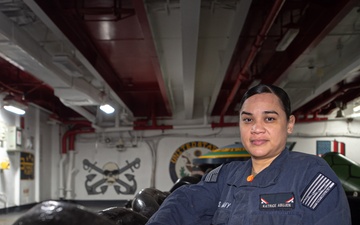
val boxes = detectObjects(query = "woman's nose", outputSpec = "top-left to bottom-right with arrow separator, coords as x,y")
251,122 -> 265,133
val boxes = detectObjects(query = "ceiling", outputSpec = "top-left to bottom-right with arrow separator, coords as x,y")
1,0 -> 360,131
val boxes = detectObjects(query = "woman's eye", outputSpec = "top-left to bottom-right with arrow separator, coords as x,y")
266,117 -> 275,122
242,118 -> 252,123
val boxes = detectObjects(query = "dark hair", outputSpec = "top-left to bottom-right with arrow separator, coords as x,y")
238,84 -> 292,119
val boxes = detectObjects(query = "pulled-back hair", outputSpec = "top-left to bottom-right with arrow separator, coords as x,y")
238,84 -> 292,119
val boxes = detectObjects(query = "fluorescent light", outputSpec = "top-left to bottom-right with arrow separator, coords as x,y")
4,105 -> 26,115
276,28 -> 300,52
100,104 -> 115,114
349,113 -> 360,118
353,105 -> 360,112
2,96 -> 28,115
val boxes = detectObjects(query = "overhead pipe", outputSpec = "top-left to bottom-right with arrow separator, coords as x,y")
296,112 -> 328,123
134,99 -> 173,130
65,127 -> 96,149
219,0 -> 286,119
260,0 -> 356,86
134,116 -> 173,131
62,120 -> 92,128
211,116 -> 238,128
61,127 -> 95,154
302,82 -> 360,115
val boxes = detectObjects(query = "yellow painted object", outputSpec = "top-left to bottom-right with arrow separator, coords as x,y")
193,143 -> 250,165
193,142 -> 296,165
0,159 -> 10,170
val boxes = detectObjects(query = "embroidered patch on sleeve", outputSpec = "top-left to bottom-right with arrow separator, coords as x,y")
300,173 -> 336,210
204,164 -> 223,183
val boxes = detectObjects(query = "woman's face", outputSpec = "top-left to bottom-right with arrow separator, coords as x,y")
239,93 -> 295,160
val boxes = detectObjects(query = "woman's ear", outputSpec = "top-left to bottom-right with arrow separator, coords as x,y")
287,115 -> 295,134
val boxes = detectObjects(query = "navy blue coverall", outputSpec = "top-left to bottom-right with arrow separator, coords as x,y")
146,149 -> 351,225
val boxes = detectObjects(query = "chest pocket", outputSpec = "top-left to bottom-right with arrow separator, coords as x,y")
211,209 -> 230,225
251,211 -> 303,225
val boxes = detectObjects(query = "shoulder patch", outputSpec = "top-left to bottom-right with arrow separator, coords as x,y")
300,172 -> 336,210
204,164 -> 223,183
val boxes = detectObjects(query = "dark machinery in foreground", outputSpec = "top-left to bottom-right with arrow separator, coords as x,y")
322,152 -> 360,224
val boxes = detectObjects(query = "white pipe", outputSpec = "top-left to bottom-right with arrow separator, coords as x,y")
99,115 -> 213,133
35,108 -> 40,202
99,124 -> 214,133
58,154 -> 67,199
115,110 -> 120,128
65,150 -> 75,199
145,141 -> 157,188
100,126 -> 134,132
0,193 -> 7,208
172,124 -> 212,129
203,96 -> 210,125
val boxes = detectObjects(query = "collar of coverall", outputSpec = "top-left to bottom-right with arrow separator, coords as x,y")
229,148 -> 289,188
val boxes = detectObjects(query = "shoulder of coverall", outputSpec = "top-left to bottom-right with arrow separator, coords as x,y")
288,150 -> 330,167
203,160 -> 247,183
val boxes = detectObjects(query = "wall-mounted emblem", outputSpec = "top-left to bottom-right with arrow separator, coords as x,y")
83,158 -> 140,195
169,141 -> 218,183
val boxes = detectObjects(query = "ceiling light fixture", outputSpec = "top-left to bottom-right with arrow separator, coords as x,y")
350,112 -> 360,118
99,91 -> 115,114
2,95 -> 28,115
353,104 -> 360,112
276,28 -> 300,52
100,103 -> 115,114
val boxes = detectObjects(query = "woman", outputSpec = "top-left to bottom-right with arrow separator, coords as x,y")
146,84 -> 351,225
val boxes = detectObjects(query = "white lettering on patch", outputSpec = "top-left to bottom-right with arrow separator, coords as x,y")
218,201 -> 231,208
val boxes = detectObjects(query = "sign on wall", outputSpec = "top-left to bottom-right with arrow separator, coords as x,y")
20,152 -> 34,180
316,140 -> 345,156
169,141 -> 218,183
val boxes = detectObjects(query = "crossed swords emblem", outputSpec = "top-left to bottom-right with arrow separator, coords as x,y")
83,158 -> 141,195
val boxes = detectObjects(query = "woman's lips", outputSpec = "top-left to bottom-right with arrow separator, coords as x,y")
251,139 -> 267,145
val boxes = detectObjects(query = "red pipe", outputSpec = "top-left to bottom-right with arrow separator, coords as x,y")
305,83 -> 360,114
62,120 -> 92,127
297,117 -> 328,123
133,125 -> 173,131
133,115 -> 173,131
61,119 -> 95,155
211,114 -> 238,128
69,134 -> 75,151
295,112 -> 328,123
220,0 -> 285,117
61,128 -> 95,154
211,122 -> 238,128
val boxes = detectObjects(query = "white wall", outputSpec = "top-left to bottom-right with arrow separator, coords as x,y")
0,103 -> 57,208
0,110 -> 18,208
0,105 -> 37,207
71,135 -> 153,200
290,119 -> 360,163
